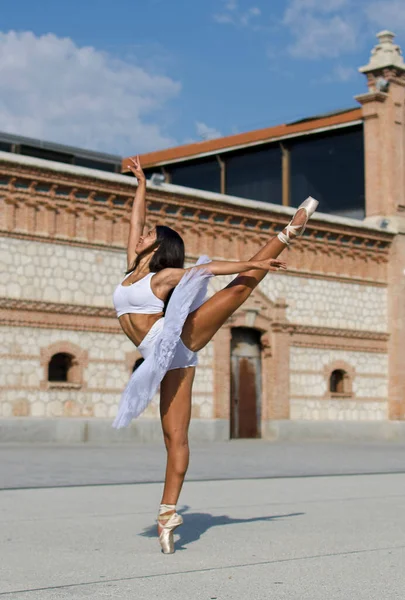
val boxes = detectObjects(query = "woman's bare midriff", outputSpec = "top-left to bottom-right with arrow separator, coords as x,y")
118,312 -> 164,347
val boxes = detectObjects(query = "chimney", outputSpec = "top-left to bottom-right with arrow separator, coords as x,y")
355,31 -> 405,219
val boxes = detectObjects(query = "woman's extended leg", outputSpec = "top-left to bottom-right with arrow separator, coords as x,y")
181,203 -> 312,352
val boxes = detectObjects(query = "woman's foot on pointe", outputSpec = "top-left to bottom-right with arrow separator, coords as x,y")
277,196 -> 319,246
157,504 -> 183,554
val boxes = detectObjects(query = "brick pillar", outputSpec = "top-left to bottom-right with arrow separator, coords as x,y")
356,31 -> 405,419
213,327 -> 231,421
388,235 -> 405,419
269,298 -> 290,419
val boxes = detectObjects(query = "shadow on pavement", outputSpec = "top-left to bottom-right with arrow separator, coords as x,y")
140,507 -> 305,549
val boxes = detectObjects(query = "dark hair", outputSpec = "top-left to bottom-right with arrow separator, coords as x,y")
126,225 -> 185,274
131,225 -> 185,312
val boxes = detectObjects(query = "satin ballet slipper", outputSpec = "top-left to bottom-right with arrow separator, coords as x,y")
277,196 -> 319,245
158,512 -> 183,554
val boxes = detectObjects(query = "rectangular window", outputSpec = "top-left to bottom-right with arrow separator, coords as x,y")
169,158 -> 221,193
289,126 -> 365,219
20,145 -> 74,164
225,145 -> 282,205
74,157 -> 118,172
0,142 -> 11,152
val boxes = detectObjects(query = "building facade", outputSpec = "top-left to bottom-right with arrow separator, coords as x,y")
0,32 -> 404,441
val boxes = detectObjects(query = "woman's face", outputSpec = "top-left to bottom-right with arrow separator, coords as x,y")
136,227 -> 157,255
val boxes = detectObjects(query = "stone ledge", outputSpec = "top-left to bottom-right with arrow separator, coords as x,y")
0,418 -> 229,444
262,420 -> 405,442
0,418 -> 405,444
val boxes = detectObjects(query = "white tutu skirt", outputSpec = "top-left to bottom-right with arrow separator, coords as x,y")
113,256 -> 213,429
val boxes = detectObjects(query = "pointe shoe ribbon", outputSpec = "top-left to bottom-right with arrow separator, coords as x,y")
278,196 -> 319,246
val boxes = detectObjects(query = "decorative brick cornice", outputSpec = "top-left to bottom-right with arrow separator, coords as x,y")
291,395 -> 387,403
288,324 -> 388,340
0,304 -> 120,334
0,159 -> 394,283
0,297 -> 389,351
290,325 -> 388,353
0,297 -> 115,317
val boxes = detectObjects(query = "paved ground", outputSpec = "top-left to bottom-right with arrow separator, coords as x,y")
1,440 -> 405,489
1,441 -> 404,599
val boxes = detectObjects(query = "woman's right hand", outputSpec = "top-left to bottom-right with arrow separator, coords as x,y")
128,155 -> 146,183
250,259 -> 287,271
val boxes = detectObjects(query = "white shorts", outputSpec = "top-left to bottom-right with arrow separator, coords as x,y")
138,318 -> 198,370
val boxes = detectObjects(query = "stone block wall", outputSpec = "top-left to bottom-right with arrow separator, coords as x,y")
290,347 -> 388,421
260,274 -> 387,332
1,237 -> 124,307
0,324 -> 214,421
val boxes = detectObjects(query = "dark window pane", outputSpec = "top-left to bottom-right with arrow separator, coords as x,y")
48,353 -> 73,382
74,157 -> 118,172
225,145 -> 282,204
330,369 -> 346,393
290,127 -> 365,219
0,142 -> 11,152
20,145 -> 74,164
169,159 -> 220,193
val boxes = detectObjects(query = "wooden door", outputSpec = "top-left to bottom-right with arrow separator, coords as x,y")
230,328 -> 262,439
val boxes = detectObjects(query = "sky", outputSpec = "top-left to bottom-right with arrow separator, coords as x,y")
0,0 -> 404,157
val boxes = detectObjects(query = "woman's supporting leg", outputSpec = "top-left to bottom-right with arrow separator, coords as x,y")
159,367 -> 195,506
181,207 -> 309,352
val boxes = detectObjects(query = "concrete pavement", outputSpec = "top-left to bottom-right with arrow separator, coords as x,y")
1,441 -> 404,599
0,473 -> 404,599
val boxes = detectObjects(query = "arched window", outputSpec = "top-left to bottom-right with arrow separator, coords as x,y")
48,353 -> 74,382
40,342 -> 87,390
330,369 -> 348,394
133,358 -> 144,372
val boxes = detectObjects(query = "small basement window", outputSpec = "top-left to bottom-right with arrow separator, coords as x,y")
330,369 -> 349,395
48,353 -> 74,382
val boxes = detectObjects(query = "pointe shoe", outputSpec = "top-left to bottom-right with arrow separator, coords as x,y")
277,196 -> 319,246
158,512 -> 183,554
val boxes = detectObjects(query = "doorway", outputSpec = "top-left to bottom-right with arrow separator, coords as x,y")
230,328 -> 262,439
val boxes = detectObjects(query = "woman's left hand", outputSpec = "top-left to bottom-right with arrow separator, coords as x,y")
128,155 -> 146,183
251,259 -> 287,271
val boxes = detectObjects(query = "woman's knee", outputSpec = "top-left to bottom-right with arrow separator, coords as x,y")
164,434 -> 189,474
227,276 -> 255,297
163,429 -> 189,450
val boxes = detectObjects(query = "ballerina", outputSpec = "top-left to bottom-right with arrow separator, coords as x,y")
112,156 -> 318,553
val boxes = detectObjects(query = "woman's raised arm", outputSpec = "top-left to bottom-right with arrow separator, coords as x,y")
126,156 -> 146,271
153,258 -> 287,297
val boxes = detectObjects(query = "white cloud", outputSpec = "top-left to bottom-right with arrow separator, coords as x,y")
323,64 -> 357,82
196,121 -> 222,140
285,0 -> 349,16
225,0 -> 238,10
283,0 -> 358,58
213,1 -> 261,28
289,15 -> 357,58
0,31 -> 181,155
366,0 -> 405,34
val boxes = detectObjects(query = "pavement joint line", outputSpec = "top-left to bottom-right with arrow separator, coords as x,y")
2,469 -> 405,492
2,492 -> 405,525
1,544 -> 404,597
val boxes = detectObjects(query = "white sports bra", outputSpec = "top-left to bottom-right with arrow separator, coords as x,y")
112,272 -> 164,318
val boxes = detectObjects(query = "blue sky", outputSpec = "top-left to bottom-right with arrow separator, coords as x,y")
1,0 -> 404,156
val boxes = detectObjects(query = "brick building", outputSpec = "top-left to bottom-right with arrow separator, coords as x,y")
0,32 -> 404,442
